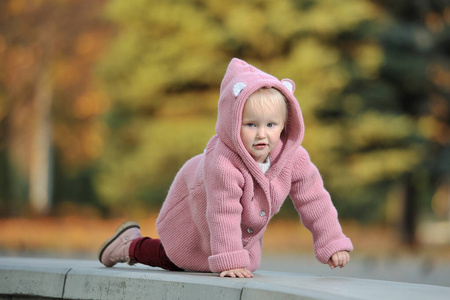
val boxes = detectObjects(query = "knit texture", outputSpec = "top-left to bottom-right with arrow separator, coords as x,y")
156,58 -> 353,273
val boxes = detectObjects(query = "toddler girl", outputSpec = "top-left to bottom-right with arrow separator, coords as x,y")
99,58 -> 353,278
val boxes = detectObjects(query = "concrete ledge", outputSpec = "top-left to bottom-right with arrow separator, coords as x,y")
1,257 -> 450,300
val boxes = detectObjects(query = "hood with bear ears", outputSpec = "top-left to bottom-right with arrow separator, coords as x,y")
215,58 -> 304,178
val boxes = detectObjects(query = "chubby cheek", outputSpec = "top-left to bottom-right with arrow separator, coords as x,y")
271,127 -> 284,145
269,132 -> 281,146
241,127 -> 253,139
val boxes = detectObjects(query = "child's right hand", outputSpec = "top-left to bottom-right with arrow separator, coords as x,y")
328,251 -> 350,269
220,267 -> 254,278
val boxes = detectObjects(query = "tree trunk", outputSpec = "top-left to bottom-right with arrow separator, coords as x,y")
29,69 -> 53,215
400,172 -> 417,247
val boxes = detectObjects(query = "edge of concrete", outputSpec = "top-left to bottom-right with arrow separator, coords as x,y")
1,257 -> 449,300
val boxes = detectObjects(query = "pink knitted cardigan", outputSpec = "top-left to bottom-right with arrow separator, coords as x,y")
156,58 -> 353,272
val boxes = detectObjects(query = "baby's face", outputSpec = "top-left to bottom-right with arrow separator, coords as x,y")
240,100 -> 285,163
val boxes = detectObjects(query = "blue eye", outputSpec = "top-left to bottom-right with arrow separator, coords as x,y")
247,123 -> 255,127
267,123 -> 275,128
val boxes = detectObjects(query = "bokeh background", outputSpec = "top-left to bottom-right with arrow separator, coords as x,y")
0,0 -> 449,286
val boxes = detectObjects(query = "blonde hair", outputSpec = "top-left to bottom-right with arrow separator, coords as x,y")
245,88 -> 288,123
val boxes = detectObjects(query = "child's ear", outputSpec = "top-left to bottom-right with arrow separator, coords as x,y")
281,79 -> 295,93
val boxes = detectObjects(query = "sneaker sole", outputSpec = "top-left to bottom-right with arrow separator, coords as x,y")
98,220 -> 140,264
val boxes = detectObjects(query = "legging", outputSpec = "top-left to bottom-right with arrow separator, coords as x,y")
129,237 -> 183,271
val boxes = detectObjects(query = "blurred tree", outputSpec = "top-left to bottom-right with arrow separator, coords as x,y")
4,0 -> 434,235
324,0 -> 450,244
96,0 -> 379,215
372,0 -> 450,245
0,0 -> 111,215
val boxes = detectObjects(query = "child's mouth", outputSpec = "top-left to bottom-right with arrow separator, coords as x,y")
254,143 -> 267,149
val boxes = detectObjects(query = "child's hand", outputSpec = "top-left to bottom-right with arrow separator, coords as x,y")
220,267 -> 254,278
328,251 -> 350,269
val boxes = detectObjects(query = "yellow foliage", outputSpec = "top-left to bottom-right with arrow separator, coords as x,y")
349,112 -> 416,148
96,115 -> 217,206
297,0 -> 379,35
355,43 -> 384,79
417,115 -> 437,140
302,122 -> 342,165
349,148 -> 420,184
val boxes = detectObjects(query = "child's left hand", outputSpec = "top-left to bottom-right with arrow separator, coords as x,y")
328,251 -> 350,269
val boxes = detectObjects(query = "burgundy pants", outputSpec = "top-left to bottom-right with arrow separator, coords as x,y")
129,237 -> 183,271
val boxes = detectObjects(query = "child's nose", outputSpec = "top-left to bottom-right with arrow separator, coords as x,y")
256,127 -> 266,138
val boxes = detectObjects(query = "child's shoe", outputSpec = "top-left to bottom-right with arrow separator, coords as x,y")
98,220 -> 142,267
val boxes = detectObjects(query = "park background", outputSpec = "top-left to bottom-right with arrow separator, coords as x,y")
0,0 -> 449,286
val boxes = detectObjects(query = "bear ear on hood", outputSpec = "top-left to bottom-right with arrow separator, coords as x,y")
281,79 -> 295,93
233,82 -> 247,97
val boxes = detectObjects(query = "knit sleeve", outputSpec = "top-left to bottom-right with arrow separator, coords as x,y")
204,154 -> 250,272
289,147 -> 353,264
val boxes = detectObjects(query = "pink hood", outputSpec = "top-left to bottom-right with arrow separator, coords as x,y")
215,58 -> 304,179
